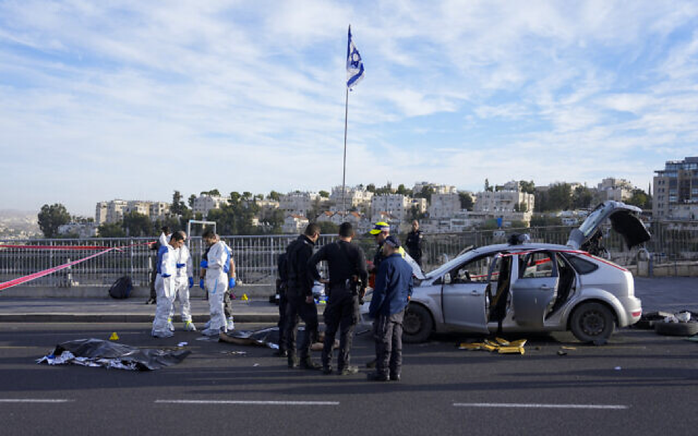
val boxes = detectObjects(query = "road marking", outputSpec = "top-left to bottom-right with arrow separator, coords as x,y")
453,402 -> 629,410
155,400 -> 339,406
0,399 -> 74,403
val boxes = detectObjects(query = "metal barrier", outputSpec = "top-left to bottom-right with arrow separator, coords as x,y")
1,221 -> 697,287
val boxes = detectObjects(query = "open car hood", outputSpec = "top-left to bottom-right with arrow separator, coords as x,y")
567,200 -> 651,250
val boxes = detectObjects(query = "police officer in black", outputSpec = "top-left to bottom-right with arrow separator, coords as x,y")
284,223 -> 322,370
274,252 -> 289,357
405,220 -> 424,266
308,222 -> 367,376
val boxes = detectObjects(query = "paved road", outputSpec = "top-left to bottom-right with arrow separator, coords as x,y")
0,322 -> 696,436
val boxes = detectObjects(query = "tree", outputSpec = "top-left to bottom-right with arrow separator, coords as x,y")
122,211 -> 152,237
319,190 -> 330,198
268,191 -> 281,201
572,185 -> 594,209
514,202 -> 528,213
458,192 -> 474,210
98,222 -> 126,237
366,183 -> 376,192
38,203 -> 71,238
188,194 -> 196,208
627,189 -> 651,209
484,179 -> 493,192
317,222 -> 339,234
396,184 -> 412,196
414,185 -> 435,203
202,189 -> 221,196
171,190 -> 187,216
519,180 -> 535,194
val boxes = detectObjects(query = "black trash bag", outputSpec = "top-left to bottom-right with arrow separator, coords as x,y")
109,276 -> 133,299
40,339 -> 190,371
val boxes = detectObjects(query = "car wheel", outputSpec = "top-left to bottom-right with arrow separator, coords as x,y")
654,321 -> 698,336
570,302 -> 615,343
402,304 -> 433,344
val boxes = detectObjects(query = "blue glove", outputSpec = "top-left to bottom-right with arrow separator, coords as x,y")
199,278 -> 204,289
188,277 -> 194,288
200,260 -> 208,269
229,277 -> 236,288
176,263 -> 185,268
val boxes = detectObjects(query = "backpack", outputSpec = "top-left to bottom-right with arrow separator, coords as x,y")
108,276 -> 133,299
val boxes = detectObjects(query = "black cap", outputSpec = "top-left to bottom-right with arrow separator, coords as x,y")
384,235 -> 401,248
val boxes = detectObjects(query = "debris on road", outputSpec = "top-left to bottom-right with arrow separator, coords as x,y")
37,338 -> 190,371
459,338 -> 526,355
654,311 -> 698,337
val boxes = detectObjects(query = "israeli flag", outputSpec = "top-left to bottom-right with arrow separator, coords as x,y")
346,26 -> 364,90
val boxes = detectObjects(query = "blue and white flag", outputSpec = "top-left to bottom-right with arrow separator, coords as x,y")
346,25 -> 364,90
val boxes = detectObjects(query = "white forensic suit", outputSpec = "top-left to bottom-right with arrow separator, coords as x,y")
152,243 -> 178,338
202,240 -> 232,336
170,243 -> 195,331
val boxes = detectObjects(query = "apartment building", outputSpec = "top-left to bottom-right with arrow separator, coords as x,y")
653,156 -> 698,220
474,181 -> 535,223
330,185 -> 373,210
193,194 -> 228,218
597,177 -> 633,202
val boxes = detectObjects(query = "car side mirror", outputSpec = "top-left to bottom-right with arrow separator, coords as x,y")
444,273 -> 451,284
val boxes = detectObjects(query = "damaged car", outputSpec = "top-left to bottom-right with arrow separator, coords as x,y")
360,201 -> 651,344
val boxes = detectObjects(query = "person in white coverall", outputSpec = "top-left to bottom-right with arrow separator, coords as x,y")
201,230 -> 235,336
169,241 -> 196,332
152,231 -> 186,338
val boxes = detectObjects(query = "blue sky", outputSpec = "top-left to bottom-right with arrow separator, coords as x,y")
1,0 -> 697,216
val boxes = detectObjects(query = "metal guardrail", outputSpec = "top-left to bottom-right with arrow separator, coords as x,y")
1,221 -> 697,287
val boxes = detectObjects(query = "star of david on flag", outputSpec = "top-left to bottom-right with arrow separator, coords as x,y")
346,26 -> 364,90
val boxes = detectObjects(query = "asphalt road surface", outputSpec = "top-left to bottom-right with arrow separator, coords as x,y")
0,322 -> 696,436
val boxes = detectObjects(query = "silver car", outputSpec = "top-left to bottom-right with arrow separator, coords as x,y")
360,201 -> 651,344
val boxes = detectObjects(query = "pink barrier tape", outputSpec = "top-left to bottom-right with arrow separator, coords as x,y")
0,241 -> 156,292
0,245 -> 113,251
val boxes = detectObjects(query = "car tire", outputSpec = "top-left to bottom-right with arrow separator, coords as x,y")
570,302 -> 615,343
402,304 -> 433,344
654,321 -> 698,337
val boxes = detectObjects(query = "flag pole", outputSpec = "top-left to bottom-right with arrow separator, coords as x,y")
342,86 -> 349,215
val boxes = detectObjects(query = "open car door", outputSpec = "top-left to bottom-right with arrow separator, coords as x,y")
441,256 -> 490,334
511,251 -> 559,328
567,201 -> 651,250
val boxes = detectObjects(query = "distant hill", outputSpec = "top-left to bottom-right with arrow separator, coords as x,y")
0,210 -> 41,239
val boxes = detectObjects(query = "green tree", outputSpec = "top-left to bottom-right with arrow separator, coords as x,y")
530,214 -> 563,227
484,179 -> 493,192
627,189 -> 651,209
171,190 -> 187,216
319,190 -> 330,198
268,191 -> 281,201
188,194 -> 196,208
459,192 -> 474,210
572,185 -> 594,209
519,180 -> 535,194
202,189 -> 221,196
366,183 -> 376,192
98,222 -> 126,237
38,203 -> 71,238
122,211 -> 152,237
317,221 -> 339,234
414,186 -> 435,203
396,184 -> 412,196
514,202 -> 528,213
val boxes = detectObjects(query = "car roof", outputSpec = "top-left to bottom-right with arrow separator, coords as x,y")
424,242 -> 572,279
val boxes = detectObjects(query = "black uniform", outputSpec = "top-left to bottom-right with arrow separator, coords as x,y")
405,229 -> 424,266
309,240 -> 368,372
284,235 -> 319,366
276,253 -> 289,355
